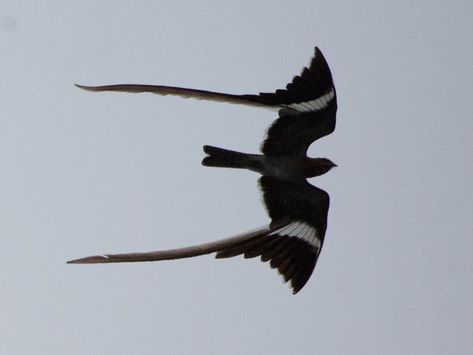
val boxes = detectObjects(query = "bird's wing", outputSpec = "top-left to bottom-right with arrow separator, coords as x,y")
75,47 -> 336,117
67,177 -> 329,294
75,83 -> 275,109
215,176 -> 330,294
260,47 -> 337,156
67,220 -> 291,264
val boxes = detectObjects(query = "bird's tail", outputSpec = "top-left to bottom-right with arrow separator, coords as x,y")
202,145 -> 251,169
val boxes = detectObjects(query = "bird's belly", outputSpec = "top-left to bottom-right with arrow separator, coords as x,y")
260,157 -> 305,181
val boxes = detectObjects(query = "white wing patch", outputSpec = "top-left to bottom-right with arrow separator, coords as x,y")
270,220 -> 321,249
283,88 -> 335,113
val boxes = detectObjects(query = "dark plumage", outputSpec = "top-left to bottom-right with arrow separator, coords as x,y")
69,47 -> 337,294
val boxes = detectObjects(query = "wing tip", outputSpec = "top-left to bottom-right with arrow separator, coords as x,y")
74,84 -> 101,92
291,285 -> 303,295
67,254 -> 110,264
313,46 -> 324,59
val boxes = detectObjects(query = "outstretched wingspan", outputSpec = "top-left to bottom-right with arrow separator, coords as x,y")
71,47 -> 336,294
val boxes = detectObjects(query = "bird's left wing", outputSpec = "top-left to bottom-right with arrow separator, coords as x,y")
215,176 -> 330,294
67,221 -> 290,264
67,178 -> 329,294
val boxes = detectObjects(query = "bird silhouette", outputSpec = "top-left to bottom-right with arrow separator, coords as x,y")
69,47 -> 337,294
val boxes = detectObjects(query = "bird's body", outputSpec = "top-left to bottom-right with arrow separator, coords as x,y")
70,47 -> 338,294
202,145 -> 336,181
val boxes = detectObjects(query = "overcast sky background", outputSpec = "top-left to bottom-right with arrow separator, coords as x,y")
1,1 -> 472,354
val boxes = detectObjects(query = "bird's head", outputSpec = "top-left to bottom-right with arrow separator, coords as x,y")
305,158 -> 337,178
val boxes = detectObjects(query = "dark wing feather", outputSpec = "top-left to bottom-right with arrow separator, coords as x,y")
75,84 -> 276,109
261,105 -> 336,156
256,47 -> 336,108
75,47 -> 336,119
260,47 -> 337,156
67,177 -> 330,294
216,177 -> 330,294
259,176 -> 330,232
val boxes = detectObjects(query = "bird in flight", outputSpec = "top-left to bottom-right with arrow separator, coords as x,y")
68,47 -> 337,294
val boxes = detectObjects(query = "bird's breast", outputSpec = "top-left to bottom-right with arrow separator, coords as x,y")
259,156 -> 308,181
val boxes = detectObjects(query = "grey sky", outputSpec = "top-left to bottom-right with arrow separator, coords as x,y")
1,1 -> 472,354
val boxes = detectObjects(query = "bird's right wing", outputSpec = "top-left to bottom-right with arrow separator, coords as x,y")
260,47 -> 337,156
75,84 -> 275,109
75,47 -> 335,117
